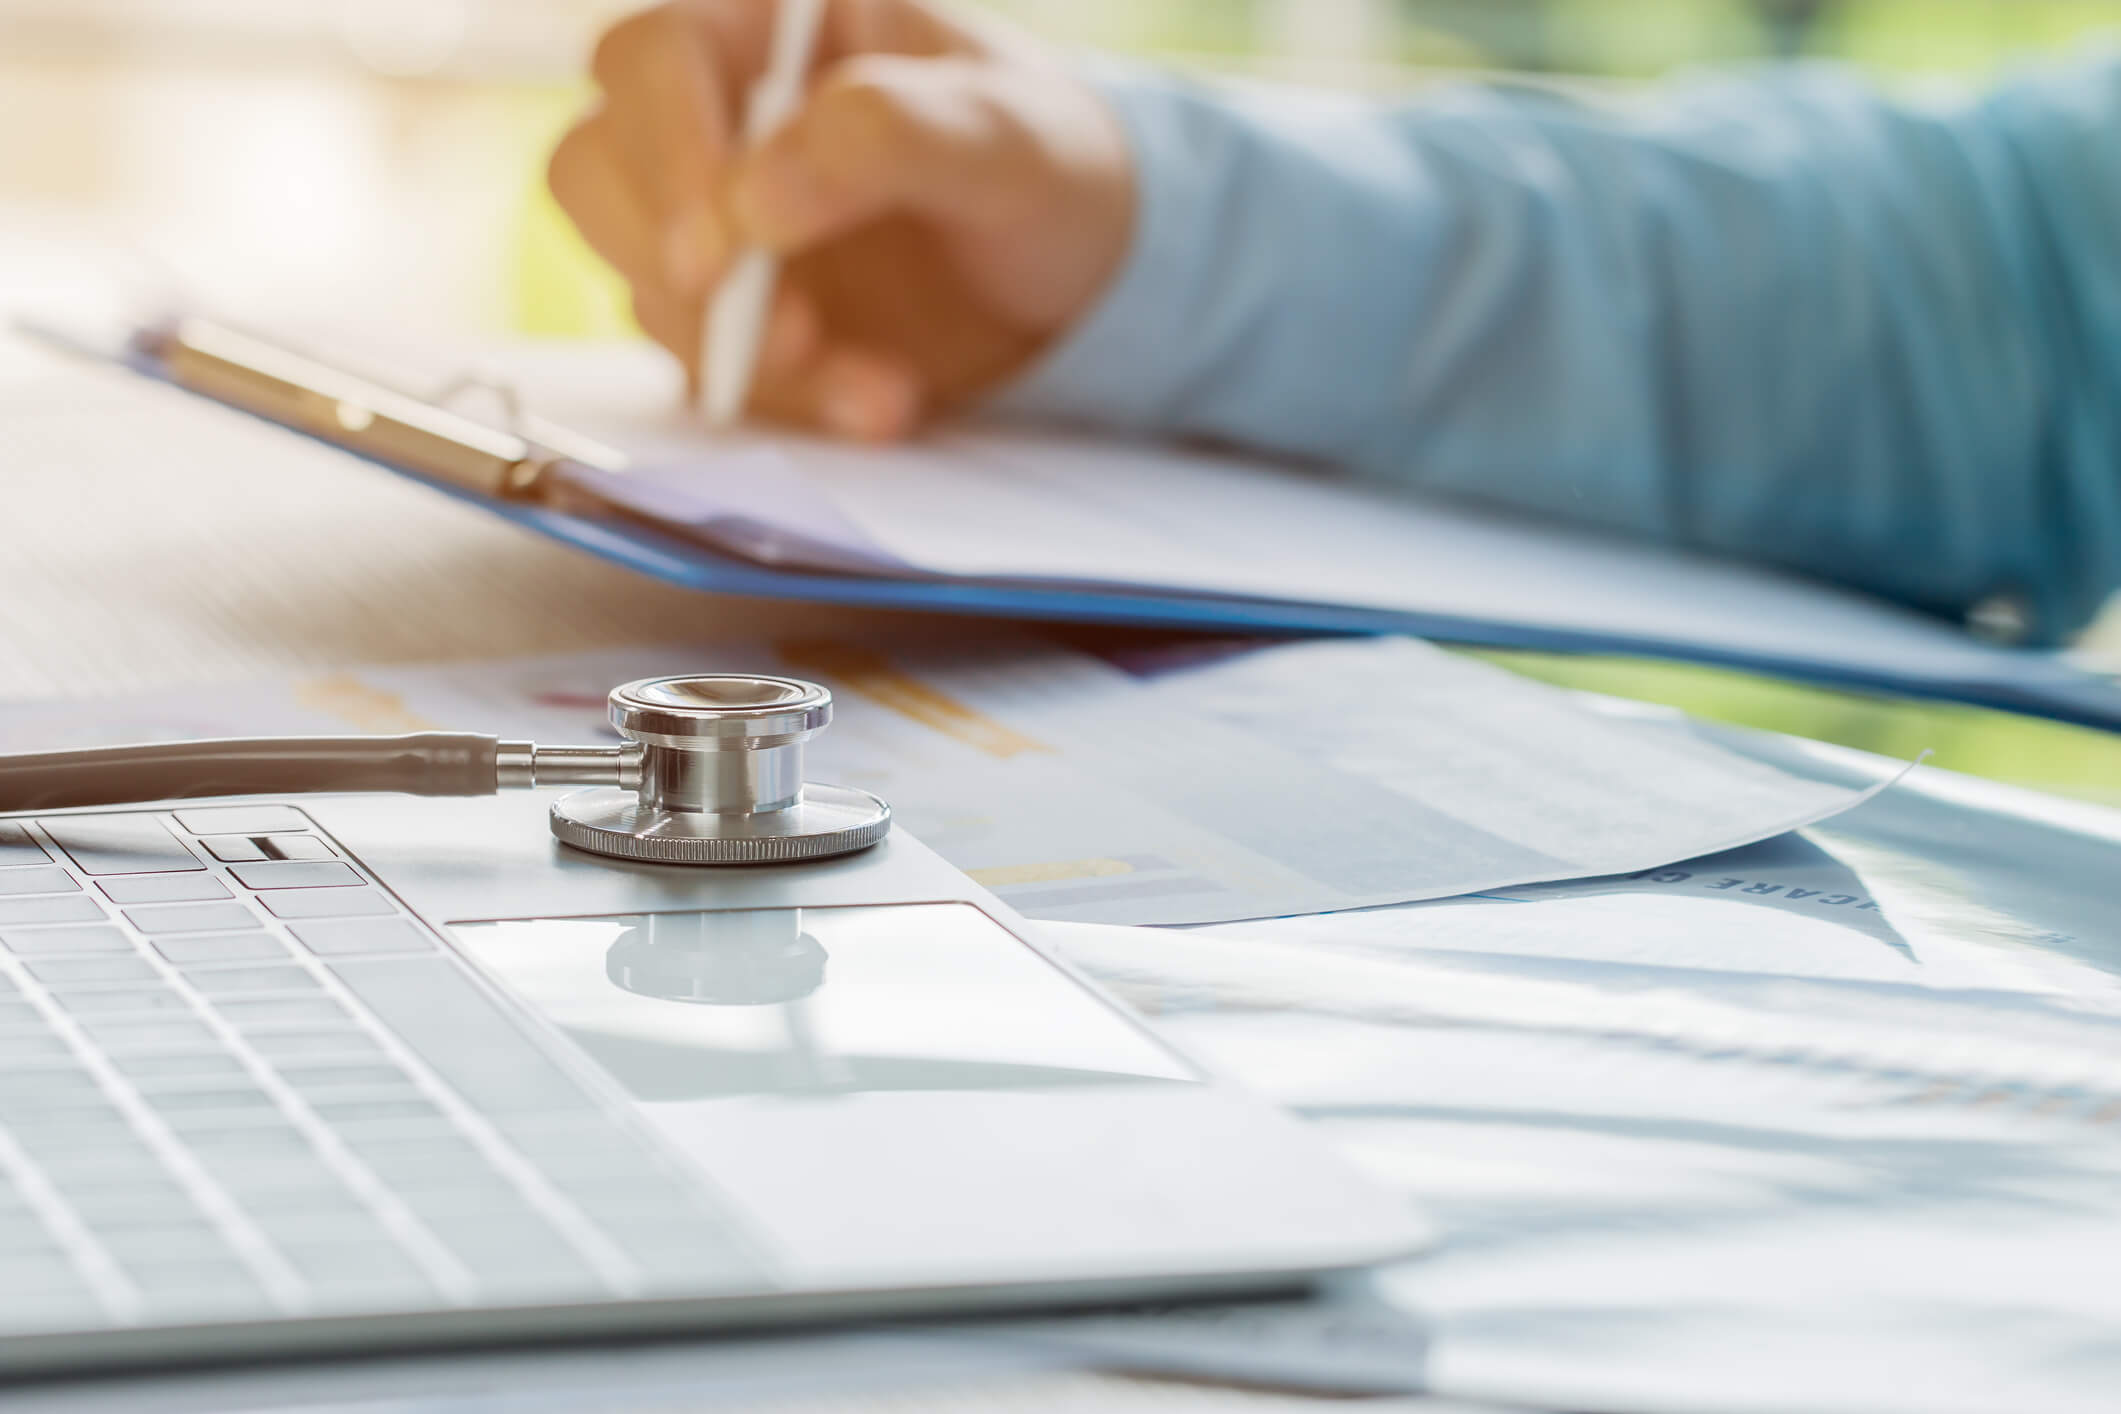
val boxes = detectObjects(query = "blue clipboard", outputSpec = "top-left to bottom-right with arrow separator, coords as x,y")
127,321 -> 2121,735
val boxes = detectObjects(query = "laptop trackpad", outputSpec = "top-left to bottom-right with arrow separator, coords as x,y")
449,902 -> 1196,1101
450,903 -> 1250,1284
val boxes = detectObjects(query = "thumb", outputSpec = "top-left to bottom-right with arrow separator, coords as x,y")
731,54 -> 1034,252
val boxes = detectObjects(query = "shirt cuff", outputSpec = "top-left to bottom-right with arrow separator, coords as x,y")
985,62 -> 1223,431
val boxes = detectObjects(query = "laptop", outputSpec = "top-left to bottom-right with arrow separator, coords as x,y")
0,788 -> 1427,1382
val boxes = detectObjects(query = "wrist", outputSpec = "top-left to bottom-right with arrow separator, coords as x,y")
986,60 -> 1221,429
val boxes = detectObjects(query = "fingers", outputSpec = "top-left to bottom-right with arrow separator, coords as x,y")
824,0 -> 979,62
628,286 -> 703,393
547,114 -> 663,291
771,346 -> 925,443
551,1 -> 1022,440
589,5 -> 737,296
633,276 -> 924,441
748,285 -> 925,441
732,54 -> 1030,255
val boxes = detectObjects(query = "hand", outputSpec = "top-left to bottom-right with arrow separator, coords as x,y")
548,0 -> 1136,441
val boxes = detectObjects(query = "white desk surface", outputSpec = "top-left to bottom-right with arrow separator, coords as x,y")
0,336 -> 1462,1410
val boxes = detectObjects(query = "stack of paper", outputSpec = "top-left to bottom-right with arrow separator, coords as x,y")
1037,738 -> 2121,1414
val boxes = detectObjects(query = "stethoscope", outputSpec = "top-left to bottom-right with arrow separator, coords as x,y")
0,674 -> 892,867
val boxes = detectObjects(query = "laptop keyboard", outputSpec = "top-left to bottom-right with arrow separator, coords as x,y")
0,811 -> 767,1334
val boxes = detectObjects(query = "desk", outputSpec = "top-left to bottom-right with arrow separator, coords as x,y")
1,337 -> 1472,1411
19,330 -> 2119,1414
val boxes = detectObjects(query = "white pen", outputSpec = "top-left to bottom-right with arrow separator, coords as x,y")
699,0 -> 829,428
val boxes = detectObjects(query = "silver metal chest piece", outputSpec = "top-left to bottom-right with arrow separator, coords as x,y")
549,674 -> 891,866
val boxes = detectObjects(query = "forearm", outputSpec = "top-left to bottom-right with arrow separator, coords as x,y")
999,54 -> 2121,644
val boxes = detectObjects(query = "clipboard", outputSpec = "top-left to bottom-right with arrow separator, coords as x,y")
128,317 -> 2121,735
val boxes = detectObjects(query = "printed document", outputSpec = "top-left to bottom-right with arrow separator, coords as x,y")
1034,760 -> 2121,1414
0,633 -> 1893,925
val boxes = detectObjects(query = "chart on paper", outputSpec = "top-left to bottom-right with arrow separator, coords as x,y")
0,634 -> 1899,926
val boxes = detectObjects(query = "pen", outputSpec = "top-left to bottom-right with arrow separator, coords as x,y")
700,0 -> 829,428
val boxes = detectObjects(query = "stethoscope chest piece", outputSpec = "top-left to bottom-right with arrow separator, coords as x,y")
548,674 -> 890,866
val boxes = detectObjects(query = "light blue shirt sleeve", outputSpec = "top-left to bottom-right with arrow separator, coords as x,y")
994,53 -> 2121,646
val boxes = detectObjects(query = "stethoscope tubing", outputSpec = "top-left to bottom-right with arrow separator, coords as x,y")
0,734 -> 505,813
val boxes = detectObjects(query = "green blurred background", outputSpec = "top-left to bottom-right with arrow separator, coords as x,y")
6,0 -> 2119,800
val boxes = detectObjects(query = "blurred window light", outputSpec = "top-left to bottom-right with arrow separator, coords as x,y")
332,0 -> 471,78
4,0 -> 2119,345
0,0 -> 2115,80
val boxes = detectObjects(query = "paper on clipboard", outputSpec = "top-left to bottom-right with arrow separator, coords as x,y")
66,321 -> 2121,730
496,339 -> 2120,725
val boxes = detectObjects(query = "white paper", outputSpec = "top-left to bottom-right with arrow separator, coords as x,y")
489,340 -> 2099,710
1036,799 -> 2121,1414
0,635 -> 1890,925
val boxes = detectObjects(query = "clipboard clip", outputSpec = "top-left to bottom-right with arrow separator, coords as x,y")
135,317 -> 627,501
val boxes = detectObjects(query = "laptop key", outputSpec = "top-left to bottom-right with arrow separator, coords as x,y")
0,896 -> 104,926
259,890 -> 395,921
0,1253 -> 92,1291
0,1033 -> 71,1060
76,1018 -> 216,1051
197,836 -> 268,864
70,1192 -> 202,1228
26,1134 -> 157,1172
27,957 -> 157,986
137,1284 -> 277,1324
209,1159 -> 345,1200
57,988 -> 191,1017
124,902 -> 263,935
230,862 -> 362,891
0,824 -> 49,867
99,875 -> 232,905
0,1295 -> 116,1331
307,1096 -> 445,1128
198,832 -> 333,864
116,1052 -> 249,1083
248,1030 -> 386,1061
183,966 -> 321,997
64,1170 -> 193,1204
244,1193 -> 376,1234
0,1089 -> 118,1120
3,926 -> 134,956
41,818 -> 203,876
273,1063 -> 413,1093
0,1225 -> 64,1259
0,868 -> 79,897
182,1123 -> 314,1157
122,1258 -> 262,1299
259,835 -> 335,861
142,1086 -> 277,1113
155,934 -> 288,966
0,1068 -> 103,1100
216,998 -> 351,1029
99,1224 -> 233,1266
224,1176 -> 364,1215
174,807 -> 309,837
279,1240 -> 434,1293
343,1134 -> 493,1182
328,957 -> 593,1117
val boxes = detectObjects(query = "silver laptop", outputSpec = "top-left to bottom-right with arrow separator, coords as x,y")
0,790 -> 1426,1380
